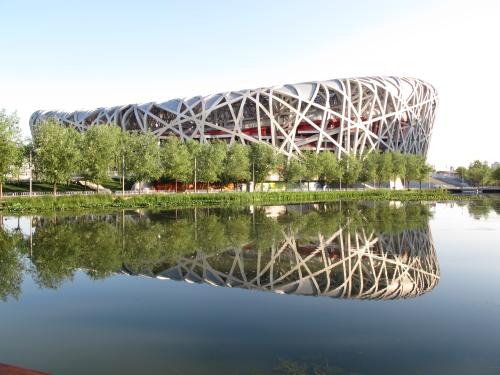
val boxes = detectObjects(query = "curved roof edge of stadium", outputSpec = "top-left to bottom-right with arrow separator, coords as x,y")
30,76 -> 438,122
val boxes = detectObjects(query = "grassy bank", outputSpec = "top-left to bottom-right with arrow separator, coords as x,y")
3,181 -> 86,193
2,179 -> 134,193
0,189 -> 462,214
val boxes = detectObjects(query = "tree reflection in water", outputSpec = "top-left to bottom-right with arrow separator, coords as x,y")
0,201 -> 450,300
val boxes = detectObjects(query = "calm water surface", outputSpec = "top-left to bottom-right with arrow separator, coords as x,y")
0,199 -> 499,375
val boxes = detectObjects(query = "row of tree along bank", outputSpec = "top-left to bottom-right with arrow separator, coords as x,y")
454,162 -> 500,187
1,112 -> 440,196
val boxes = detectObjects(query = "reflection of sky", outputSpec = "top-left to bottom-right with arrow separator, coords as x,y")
430,203 -> 500,301
1,202 -> 500,374
1,216 -> 33,237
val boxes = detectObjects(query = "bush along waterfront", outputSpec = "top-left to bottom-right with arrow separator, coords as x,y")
0,189 -> 458,214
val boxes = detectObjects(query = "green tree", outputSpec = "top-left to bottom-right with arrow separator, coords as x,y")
115,131 -> 131,194
33,120 -> 81,195
281,157 -> 305,190
197,141 -> 227,191
162,136 -> 192,192
492,167 -> 500,184
123,131 -> 162,191
318,152 -> 341,186
455,166 -> 467,184
301,151 -> 321,190
466,160 -> 491,187
417,159 -> 434,189
249,143 -> 279,191
186,140 -> 202,191
0,110 -> 22,198
360,151 -> 379,187
390,151 -> 406,188
404,154 -> 421,189
377,152 -> 392,187
81,124 -> 121,192
222,143 -> 250,187
340,154 -> 362,187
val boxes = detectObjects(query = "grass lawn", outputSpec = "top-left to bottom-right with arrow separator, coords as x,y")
99,178 -> 135,191
3,178 -> 134,193
3,181 -> 86,193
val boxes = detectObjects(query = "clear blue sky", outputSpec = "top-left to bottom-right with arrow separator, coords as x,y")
1,0 -> 499,168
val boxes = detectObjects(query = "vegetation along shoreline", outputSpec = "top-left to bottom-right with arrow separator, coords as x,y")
0,189 -> 471,214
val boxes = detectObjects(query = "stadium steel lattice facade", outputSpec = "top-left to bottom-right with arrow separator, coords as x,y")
30,76 -> 438,159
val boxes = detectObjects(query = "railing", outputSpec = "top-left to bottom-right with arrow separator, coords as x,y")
114,190 -> 176,195
2,187 -> 367,198
3,189 -> 186,198
5,185 -> 492,199
2,190 -> 104,197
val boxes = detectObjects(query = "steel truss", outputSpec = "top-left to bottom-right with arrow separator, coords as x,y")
30,76 -> 438,159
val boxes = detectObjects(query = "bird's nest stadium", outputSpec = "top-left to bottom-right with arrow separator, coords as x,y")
30,76 -> 438,159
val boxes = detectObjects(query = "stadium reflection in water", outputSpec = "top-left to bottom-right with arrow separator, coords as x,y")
0,202 -> 439,301
129,227 -> 439,300
120,204 -> 440,300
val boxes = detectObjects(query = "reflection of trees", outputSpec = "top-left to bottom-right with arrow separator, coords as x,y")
0,202 -> 444,300
3,198 -> 499,301
0,227 -> 25,301
442,197 -> 500,220
466,197 -> 500,219
29,219 -> 122,288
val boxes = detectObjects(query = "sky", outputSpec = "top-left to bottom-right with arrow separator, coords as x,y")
1,0 -> 499,169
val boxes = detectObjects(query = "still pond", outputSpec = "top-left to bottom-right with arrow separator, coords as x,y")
0,198 -> 499,374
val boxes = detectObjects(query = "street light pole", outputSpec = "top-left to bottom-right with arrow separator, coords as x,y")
194,157 -> 197,193
122,154 -> 125,195
252,161 -> 255,193
29,149 -> 33,197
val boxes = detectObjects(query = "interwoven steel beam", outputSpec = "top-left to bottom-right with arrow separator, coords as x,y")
30,76 -> 438,159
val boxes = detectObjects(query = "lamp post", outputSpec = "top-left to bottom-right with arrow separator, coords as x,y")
252,161 -> 255,193
122,154 -> 125,195
194,157 -> 197,193
29,149 -> 33,197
